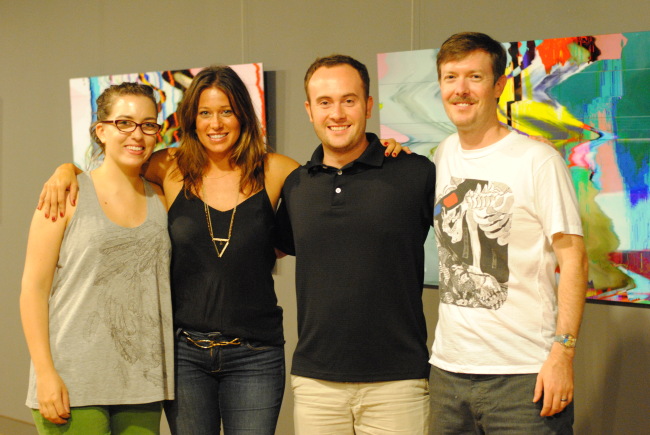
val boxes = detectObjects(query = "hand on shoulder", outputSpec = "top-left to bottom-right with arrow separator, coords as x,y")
144,147 -> 177,185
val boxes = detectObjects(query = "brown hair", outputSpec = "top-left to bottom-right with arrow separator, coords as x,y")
437,32 -> 507,84
174,65 -> 266,196
304,54 -> 370,100
90,82 -> 158,155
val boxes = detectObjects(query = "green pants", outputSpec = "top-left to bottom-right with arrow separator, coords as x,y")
31,402 -> 162,435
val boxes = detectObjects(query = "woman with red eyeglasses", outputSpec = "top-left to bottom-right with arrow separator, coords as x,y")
20,83 -> 173,434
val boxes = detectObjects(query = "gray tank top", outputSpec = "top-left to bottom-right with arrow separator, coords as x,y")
26,172 -> 174,407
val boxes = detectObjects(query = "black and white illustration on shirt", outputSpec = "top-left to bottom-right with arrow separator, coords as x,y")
82,222 -> 169,388
434,177 -> 513,309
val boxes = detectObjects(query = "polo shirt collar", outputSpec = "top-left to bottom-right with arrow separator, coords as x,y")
306,133 -> 384,173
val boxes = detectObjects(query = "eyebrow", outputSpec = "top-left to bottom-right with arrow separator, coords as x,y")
113,114 -> 158,121
197,105 -> 232,109
314,92 -> 359,100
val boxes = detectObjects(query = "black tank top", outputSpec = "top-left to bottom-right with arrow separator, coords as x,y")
168,189 -> 283,345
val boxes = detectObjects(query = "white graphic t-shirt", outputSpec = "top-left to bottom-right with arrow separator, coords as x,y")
430,132 -> 583,374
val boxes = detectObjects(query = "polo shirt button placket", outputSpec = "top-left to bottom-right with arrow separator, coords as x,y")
332,169 -> 344,206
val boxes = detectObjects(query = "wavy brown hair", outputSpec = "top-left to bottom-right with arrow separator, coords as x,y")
174,65 -> 266,197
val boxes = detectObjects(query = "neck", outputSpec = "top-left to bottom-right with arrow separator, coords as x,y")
458,123 -> 509,150
321,136 -> 370,169
204,154 -> 238,176
94,159 -> 143,187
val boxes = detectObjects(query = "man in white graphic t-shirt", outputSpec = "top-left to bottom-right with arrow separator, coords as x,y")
430,31 -> 588,434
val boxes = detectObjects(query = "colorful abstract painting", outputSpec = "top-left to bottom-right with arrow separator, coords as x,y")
70,63 -> 265,169
378,32 -> 650,306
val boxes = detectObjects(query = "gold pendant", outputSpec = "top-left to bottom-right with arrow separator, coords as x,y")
212,238 -> 230,258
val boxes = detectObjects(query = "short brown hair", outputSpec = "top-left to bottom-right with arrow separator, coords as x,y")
437,32 -> 507,84
304,54 -> 370,100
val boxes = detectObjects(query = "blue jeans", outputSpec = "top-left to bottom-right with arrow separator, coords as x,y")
164,329 -> 285,435
430,365 -> 574,434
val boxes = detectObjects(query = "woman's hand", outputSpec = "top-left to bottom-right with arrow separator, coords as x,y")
36,371 -> 71,424
380,138 -> 412,157
37,164 -> 81,221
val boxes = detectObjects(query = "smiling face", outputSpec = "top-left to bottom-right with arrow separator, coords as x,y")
439,50 -> 506,138
195,87 -> 241,158
95,95 -> 158,169
305,64 -> 373,166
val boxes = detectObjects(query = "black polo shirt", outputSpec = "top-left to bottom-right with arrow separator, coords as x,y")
276,133 -> 435,382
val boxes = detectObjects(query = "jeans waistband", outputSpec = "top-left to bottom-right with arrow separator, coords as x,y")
178,328 -> 242,349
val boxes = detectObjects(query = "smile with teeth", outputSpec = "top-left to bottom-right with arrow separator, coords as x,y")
126,145 -> 145,151
328,126 -> 349,131
208,133 -> 228,140
451,99 -> 476,106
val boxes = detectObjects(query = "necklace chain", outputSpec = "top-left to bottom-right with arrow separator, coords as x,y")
202,183 -> 239,258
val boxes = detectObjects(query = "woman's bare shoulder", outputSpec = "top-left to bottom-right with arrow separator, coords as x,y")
265,153 -> 300,179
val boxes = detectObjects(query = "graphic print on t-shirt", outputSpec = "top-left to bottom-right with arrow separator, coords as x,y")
434,177 -> 513,309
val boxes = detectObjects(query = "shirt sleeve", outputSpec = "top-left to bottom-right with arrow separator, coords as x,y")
534,153 -> 583,241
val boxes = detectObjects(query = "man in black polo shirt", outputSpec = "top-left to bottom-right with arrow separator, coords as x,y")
276,54 -> 435,434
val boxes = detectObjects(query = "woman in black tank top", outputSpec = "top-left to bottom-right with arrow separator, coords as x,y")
154,66 -> 299,435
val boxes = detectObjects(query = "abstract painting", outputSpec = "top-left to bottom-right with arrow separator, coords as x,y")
70,63 -> 265,169
378,32 -> 650,306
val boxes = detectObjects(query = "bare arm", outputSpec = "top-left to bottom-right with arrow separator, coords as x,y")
20,206 -> 74,424
534,233 -> 588,416
37,148 -> 172,221
264,152 -> 300,211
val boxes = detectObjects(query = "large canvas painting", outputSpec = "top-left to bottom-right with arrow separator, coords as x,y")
70,63 -> 265,169
378,31 -> 649,306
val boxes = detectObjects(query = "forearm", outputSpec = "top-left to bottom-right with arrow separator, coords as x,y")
63,162 -> 82,176
550,234 -> 588,358
20,287 -> 57,377
555,243 -> 588,338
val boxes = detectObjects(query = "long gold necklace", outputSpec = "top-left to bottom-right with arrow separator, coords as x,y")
202,182 -> 240,258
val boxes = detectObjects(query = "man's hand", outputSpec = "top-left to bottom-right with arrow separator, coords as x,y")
37,164 -> 80,221
533,345 -> 575,416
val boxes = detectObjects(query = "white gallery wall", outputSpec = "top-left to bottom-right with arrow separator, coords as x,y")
1,1 -> 649,433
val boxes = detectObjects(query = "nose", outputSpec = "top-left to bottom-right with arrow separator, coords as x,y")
131,124 -> 145,139
209,113 -> 223,129
455,78 -> 469,96
329,102 -> 345,120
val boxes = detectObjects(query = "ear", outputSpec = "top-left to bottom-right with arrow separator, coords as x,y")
365,96 -> 374,119
494,75 -> 507,99
304,100 -> 314,123
95,122 -> 107,144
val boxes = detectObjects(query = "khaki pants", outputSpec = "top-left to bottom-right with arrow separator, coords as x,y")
292,375 -> 430,435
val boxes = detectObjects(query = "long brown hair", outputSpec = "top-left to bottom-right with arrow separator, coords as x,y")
174,65 -> 266,196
